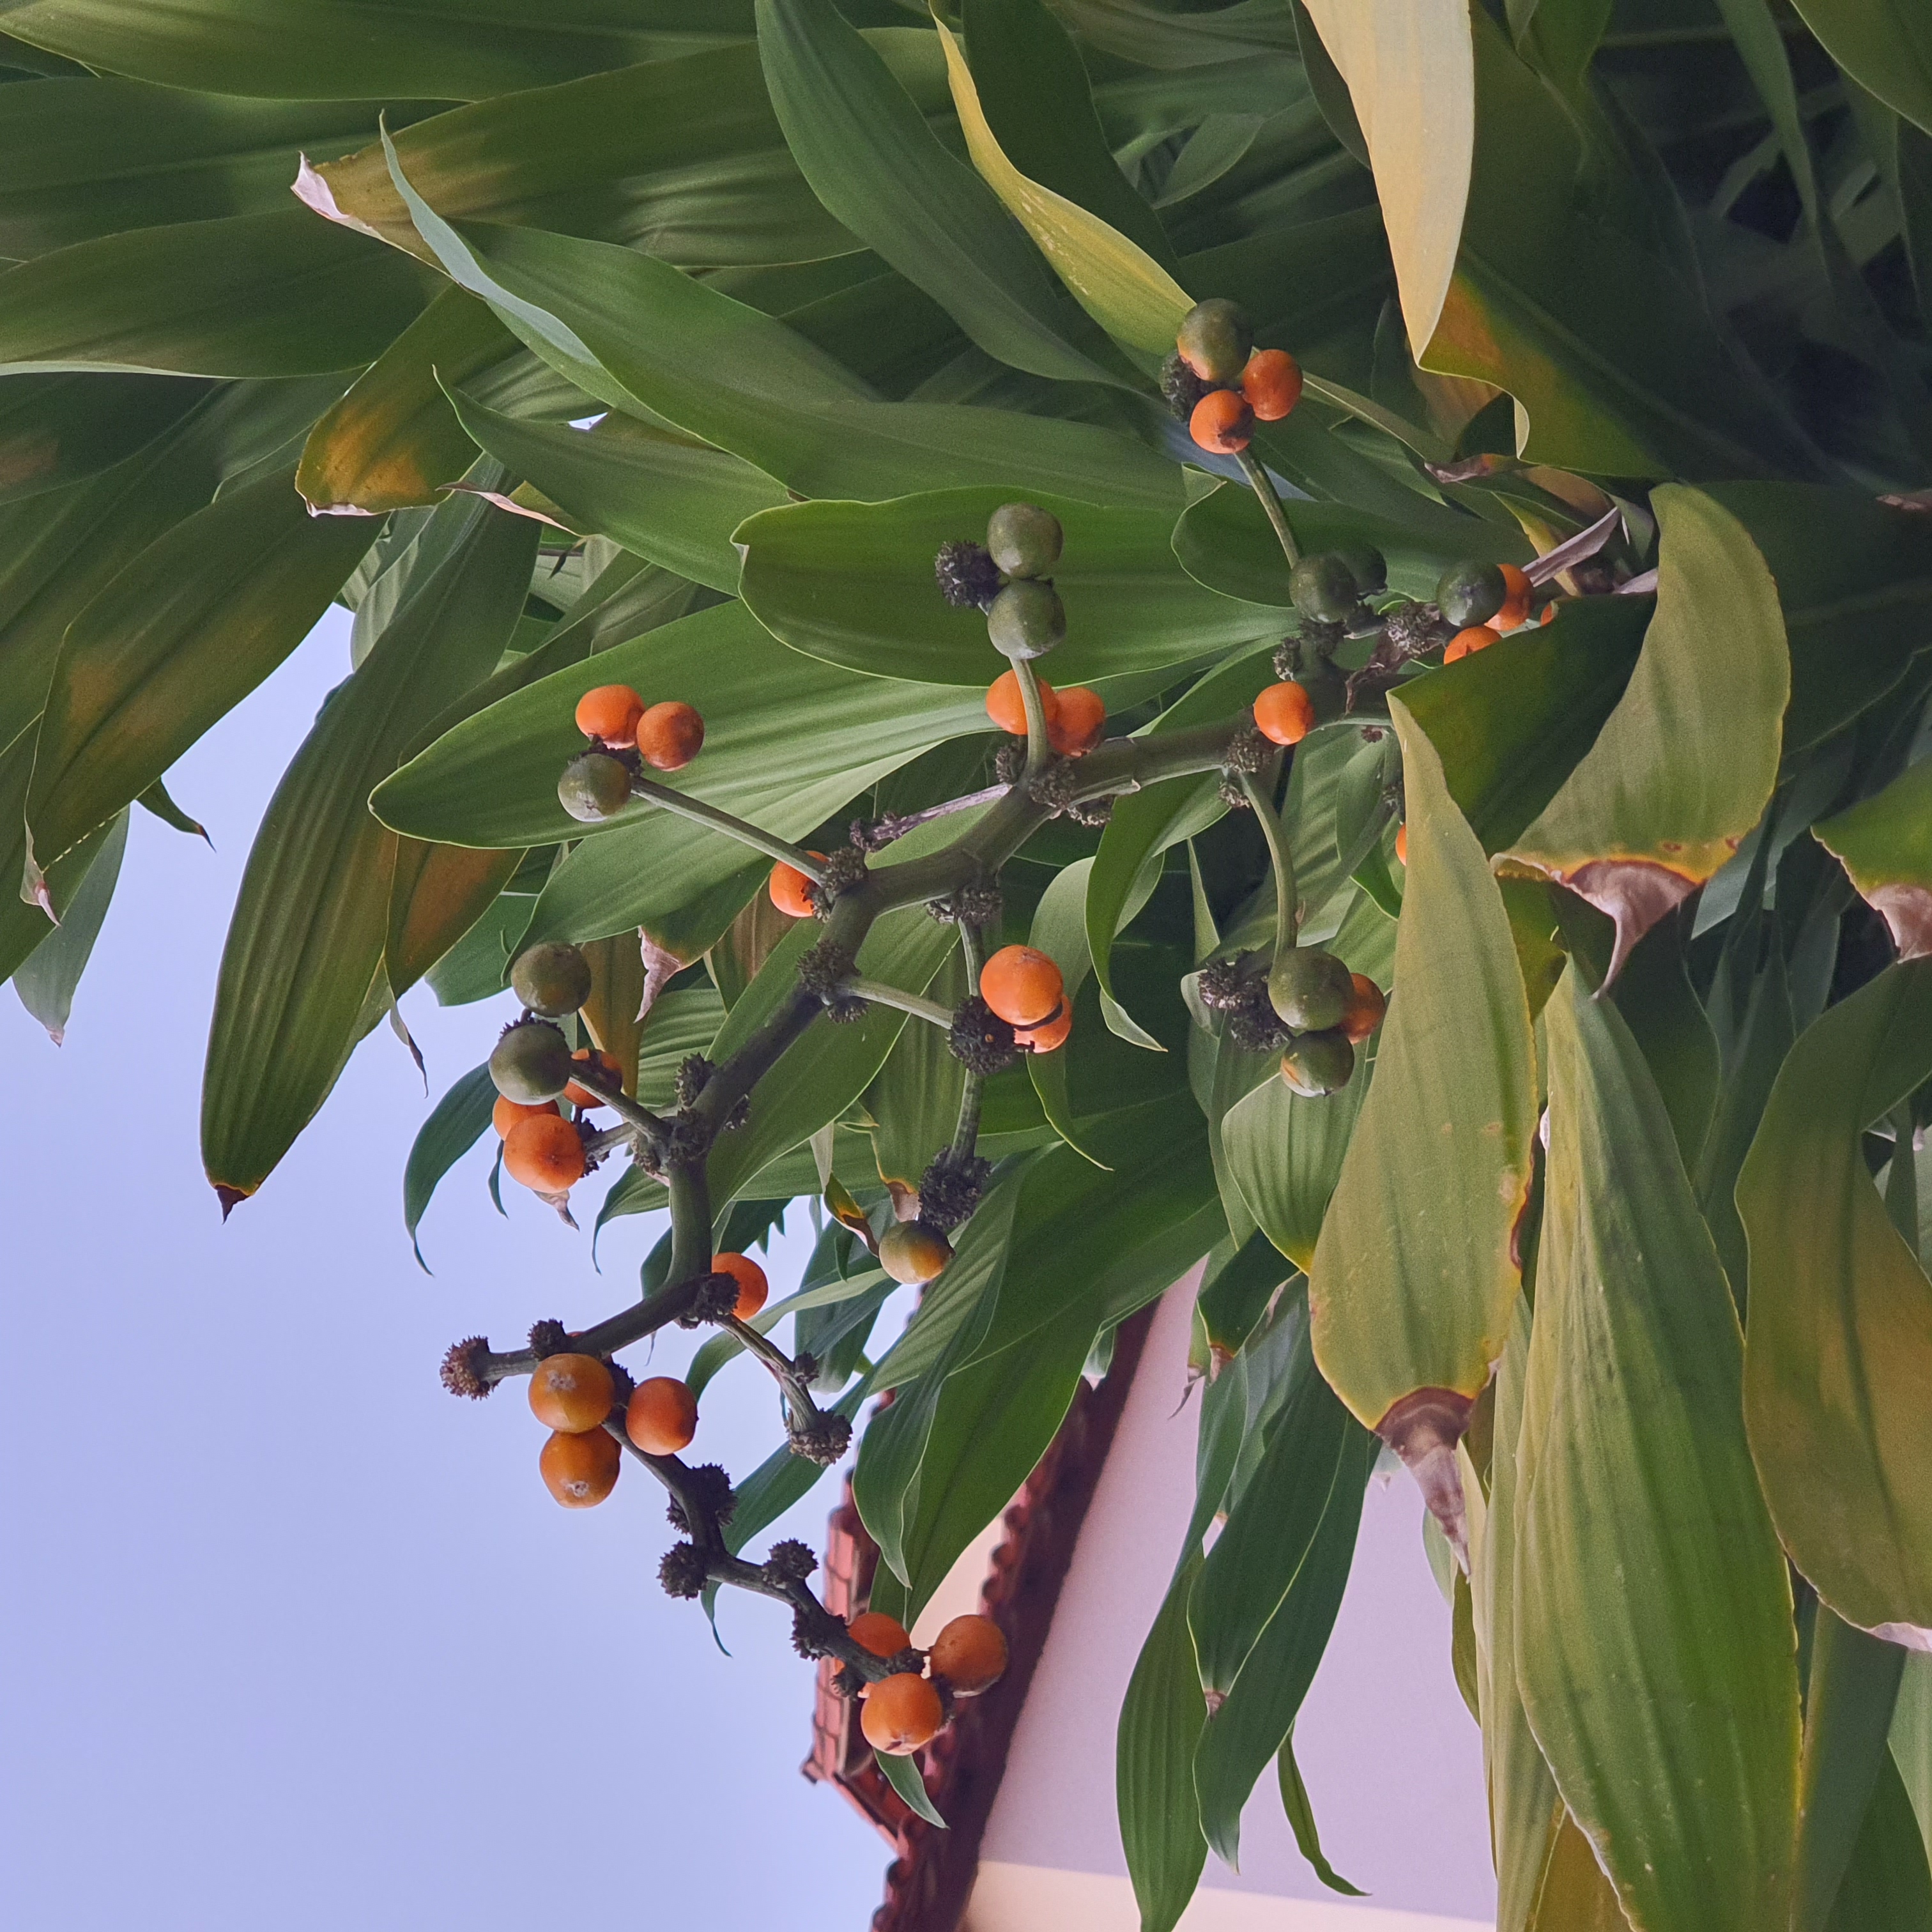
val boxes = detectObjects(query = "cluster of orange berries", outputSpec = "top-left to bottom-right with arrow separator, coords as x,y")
846,1607 -> 1010,1756
1165,298 -> 1301,456
982,940 -> 1071,1054
558,682 -> 705,822
985,666 -> 1106,758
1435,558 -> 1542,663
529,1254 -> 769,1507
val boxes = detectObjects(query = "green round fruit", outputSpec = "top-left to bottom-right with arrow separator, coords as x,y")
510,941 -> 592,1018
1436,559 -> 1507,629
1268,946 -> 1354,1032
1289,553 -> 1361,626
558,751 -> 632,822
1335,542 -> 1387,595
1175,298 -> 1253,385
985,502 -> 1064,580
878,1220 -> 954,1285
987,579 -> 1066,661
1280,1029 -> 1356,1098
490,1018 -> 574,1103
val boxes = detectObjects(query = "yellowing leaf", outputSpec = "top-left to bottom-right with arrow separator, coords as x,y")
1814,760 -> 1932,962
1500,486 -> 1788,978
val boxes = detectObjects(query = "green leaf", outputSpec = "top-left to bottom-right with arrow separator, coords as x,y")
402,1062 -> 497,1269
1829,1752 -> 1932,1932
1790,0 -> 1932,141
137,778 -> 208,843
1276,1731 -> 1365,1896
935,14 -> 1187,356
385,840 -> 525,1003
1517,966 -> 1801,1932
1738,960 -> 1932,1644
1814,758 -> 1932,962
448,387 -> 783,594
1501,487 -> 1789,977
740,486 -> 1257,689
0,373 -> 213,505
12,806 -> 124,1042
307,43 -> 854,266
1024,855 -> 1111,1167
1890,1655 -> 1932,1867
1117,1553 -> 1209,1932
0,0 -> 758,100
1309,698 -> 1537,1433
202,499 -> 538,1206
873,1744 -> 947,1828
755,0 -> 1117,385
1221,1048 -> 1370,1274
23,464 -> 379,877
0,210 -> 432,378
868,956 -> 965,1190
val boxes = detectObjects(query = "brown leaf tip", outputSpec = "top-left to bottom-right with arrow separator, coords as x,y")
1377,1387 -> 1475,1569
213,1184 -> 249,1221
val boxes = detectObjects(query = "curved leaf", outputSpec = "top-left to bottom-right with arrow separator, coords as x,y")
385,840 -> 523,1002
1813,756 -> 1932,961
402,1062 -> 496,1269
12,806 -> 125,1042
1738,959 -> 1932,1645
1221,1054 -> 1370,1274
1789,0 -> 1932,141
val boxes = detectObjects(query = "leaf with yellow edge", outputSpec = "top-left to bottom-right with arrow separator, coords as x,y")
1814,760 -> 1932,962
1739,958 -> 1932,1648
933,15 -> 1190,356
1308,696 -> 1537,1554
1499,486 -> 1788,980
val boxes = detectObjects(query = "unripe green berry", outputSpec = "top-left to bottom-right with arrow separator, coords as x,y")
1175,298 -> 1253,385
987,579 -> 1066,661
510,941 -> 592,1018
1289,553 -> 1361,625
1436,560 -> 1507,629
558,751 -> 632,822
1335,542 -> 1387,596
1268,946 -> 1354,1032
986,503 -> 1063,579
1280,1029 -> 1356,1098
491,1018 -> 574,1104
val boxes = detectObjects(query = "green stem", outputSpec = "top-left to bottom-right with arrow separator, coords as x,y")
629,774 -> 824,879
841,977 -> 956,1031
1236,449 -> 1301,569
1241,769 -> 1298,956
951,1073 -> 985,1159
1015,656 -> 1054,782
958,918 -> 984,994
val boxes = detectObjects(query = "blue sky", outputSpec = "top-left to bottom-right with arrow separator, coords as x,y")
0,608 -> 888,1931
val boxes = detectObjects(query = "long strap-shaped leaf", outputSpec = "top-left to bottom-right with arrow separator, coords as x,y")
1518,967 -> 1800,1932
1738,958 -> 1932,1645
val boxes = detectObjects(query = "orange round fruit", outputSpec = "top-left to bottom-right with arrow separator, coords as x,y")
504,1113 -> 587,1193
1443,624 -> 1500,664
575,684 -> 644,744
626,1376 -> 698,1457
928,1614 -> 1008,1696
1252,680 -> 1315,746
528,1352 -> 614,1433
986,668 -> 1058,737
493,1094 -> 558,1139
1395,824 -> 1408,866
1540,601 -> 1558,625
1496,562 -> 1533,629
860,1673 -> 944,1756
712,1250 -> 768,1321
1239,348 -> 1303,422
1339,972 -> 1387,1045
878,1221 -> 953,1286
1047,686 -> 1106,757
1014,1002 -> 1071,1053
540,1427 -> 620,1507
769,852 -> 824,919
564,1046 -> 624,1109
980,944 -> 1064,1027
848,1611 -> 912,1660
635,700 -> 704,770
1190,388 -> 1254,455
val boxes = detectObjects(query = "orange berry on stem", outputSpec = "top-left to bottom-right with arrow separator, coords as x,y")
492,1094 -> 558,1139
575,684 -> 644,744
980,944 -> 1065,1027
928,1614 -> 1008,1696
1047,686 -> 1106,757
505,1113 -> 588,1193
1014,1002 -> 1071,1053
1252,680 -> 1315,746
635,700 -> 704,770
564,1046 -> 624,1109
1190,388 -> 1254,455
1496,562 -> 1533,629
1239,348 -> 1303,422
627,1376 -> 698,1456
528,1352 -> 614,1433
861,1673 -> 944,1756
712,1251 -> 768,1321
986,668 -> 1058,737
769,853 -> 824,919
1443,625 -> 1500,664
540,1427 -> 620,1507
848,1611 -> 912,1659
1339,972 -> 1386,1045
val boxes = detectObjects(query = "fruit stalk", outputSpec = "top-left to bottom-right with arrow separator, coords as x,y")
1013,657 -> 1054,781
1236,448 -> 1301,567
628,772 -> 827,879
1240,769 -> 1299,959
838,977 -> 957,1031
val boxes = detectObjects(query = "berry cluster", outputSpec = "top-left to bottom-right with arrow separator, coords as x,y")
1163,298 -> 1303,456
845,1609 -> 1011,1756
558,682 -> 705,823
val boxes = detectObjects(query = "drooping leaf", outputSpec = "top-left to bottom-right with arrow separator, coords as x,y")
12,805 -> 125,1042
402,1062 -> 498,1269
1221,1047 -> 1370,1273
1738,959 -> 1932,1646
1788,0 -> 1932,141
385,840 -> 524,1003
1813,759 -> 1932,962
1516,967 -> 1801,1932
1501,487 -> 1788,979
1276,1731 -> 1365,1896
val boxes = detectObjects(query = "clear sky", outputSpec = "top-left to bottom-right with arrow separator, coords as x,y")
0,608 -> 891,1931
